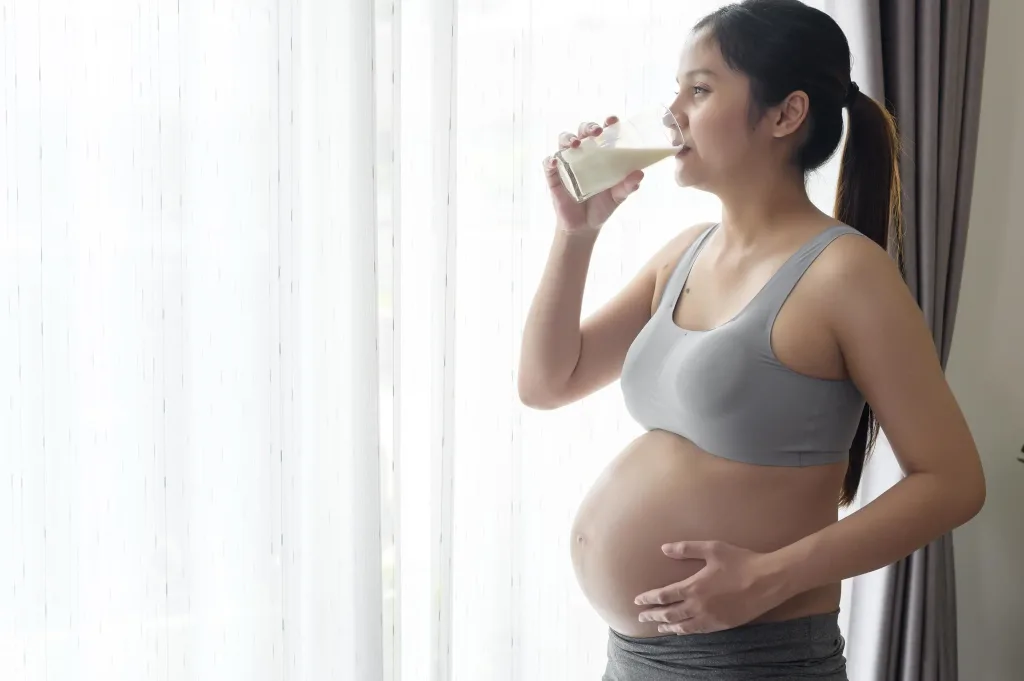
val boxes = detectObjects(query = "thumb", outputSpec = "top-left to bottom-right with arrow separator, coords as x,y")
662,540 -> 717,560
606,180 -> 636,206
608,170 -> 645,204
543,156 -> 571,195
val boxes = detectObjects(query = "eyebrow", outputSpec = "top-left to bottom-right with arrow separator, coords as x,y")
676,68 -> 716,82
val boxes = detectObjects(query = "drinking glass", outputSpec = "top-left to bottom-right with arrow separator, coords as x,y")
554,105 -> 682,202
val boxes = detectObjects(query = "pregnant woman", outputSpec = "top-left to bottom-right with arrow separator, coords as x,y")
517,1 -> 986,679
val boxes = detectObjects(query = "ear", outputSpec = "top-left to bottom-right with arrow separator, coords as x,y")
769,90 -> 810,139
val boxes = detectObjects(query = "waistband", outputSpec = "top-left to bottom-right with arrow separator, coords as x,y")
605,610 -> 847,680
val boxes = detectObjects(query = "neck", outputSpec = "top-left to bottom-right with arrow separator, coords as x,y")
714,166 -> 818,243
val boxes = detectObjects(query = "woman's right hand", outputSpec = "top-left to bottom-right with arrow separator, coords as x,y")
543,116 -> 645,234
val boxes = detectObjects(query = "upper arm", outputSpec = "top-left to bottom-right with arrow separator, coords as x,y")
824,236 -> 985,508
558,222 -> 712,405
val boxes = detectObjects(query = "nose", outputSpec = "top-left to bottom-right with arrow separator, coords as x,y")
663,107 -> 684,145
665,105 -> 687,130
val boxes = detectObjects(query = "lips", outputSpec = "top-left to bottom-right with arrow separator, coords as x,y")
676,145 -> 691,157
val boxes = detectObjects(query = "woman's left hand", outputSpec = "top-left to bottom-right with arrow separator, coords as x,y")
633,540 -> 788,635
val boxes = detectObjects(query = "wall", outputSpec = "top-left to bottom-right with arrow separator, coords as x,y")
946,0 -> 1024,678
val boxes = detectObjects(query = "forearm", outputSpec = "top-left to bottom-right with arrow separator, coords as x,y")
518,228 -> 598,402
764,470 -> 984,600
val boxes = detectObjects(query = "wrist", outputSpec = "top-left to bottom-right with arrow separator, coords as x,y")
754,547 -> 802,604
556,217 -> 602,236
553,224 -> 600,249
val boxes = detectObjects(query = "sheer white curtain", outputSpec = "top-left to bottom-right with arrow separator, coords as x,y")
1,0 -> 389,679
2,1 -> 859,680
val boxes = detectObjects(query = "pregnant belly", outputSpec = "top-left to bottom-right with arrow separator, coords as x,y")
570,429 -> 846,637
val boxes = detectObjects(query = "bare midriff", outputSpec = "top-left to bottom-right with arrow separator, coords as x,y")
569,428 -> 846,638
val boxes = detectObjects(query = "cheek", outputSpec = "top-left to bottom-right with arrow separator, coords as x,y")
691,106 -> 750,164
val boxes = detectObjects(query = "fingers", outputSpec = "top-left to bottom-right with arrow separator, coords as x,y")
638,606 -> 716,636
622,169 -> 644,185
558,126 -> 596,150
609,183 -> 636,205
638,603 -> 693,625
557,131 -> 579,149
635,582 -> 685,606
608,171 -> 644,205
662,540 -> 720,560
659,620 -> 710,635
541,155 -> 564,189
636,570 -> 696,605
577,121 -> 602,138
557,116 -> 616,150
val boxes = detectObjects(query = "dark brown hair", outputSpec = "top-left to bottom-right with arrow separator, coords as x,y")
695,0 -> 904,506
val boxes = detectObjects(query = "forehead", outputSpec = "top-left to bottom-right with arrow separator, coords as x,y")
676,31 -> 728,79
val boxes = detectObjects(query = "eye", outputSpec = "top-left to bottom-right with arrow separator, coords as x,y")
673,85 -> 710,99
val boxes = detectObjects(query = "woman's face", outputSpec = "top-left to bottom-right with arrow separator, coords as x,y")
668,33 -> 777,192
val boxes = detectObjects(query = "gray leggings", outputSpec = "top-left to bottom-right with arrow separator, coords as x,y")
602,610 -> 848,680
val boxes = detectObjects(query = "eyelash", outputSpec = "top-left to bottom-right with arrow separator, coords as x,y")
674,86 -> 710,97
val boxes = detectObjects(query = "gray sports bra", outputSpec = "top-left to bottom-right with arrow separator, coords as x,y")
620,223 -> 866,467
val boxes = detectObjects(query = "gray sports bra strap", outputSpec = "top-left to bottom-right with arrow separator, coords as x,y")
756,224 -> 864,328
658,223 -> 719,313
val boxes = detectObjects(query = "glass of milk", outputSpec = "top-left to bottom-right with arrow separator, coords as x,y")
554,106 -> 682,202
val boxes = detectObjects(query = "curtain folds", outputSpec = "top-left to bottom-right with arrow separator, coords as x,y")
839,2 -> 990,680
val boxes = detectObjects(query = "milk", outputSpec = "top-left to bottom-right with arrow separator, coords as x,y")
556,139 -> 677,202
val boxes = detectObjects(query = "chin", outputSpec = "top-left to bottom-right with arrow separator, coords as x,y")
674,170 -> 702,189
673,156 -> 703,188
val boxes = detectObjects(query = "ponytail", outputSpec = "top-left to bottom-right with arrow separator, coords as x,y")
833,88 -> 904,507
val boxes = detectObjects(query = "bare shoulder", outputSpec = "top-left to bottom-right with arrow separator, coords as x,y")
809,228 -> 907,298
804,227 -> 918,338
648,221 -> 717,314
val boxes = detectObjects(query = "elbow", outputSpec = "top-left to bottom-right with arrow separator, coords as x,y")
517,385 -> 559,411
964,473 -> 987,521
517,375 -> 565,411
952,466 -> 987,527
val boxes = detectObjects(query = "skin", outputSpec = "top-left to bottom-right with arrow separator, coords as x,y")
518,32 -> 985,638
